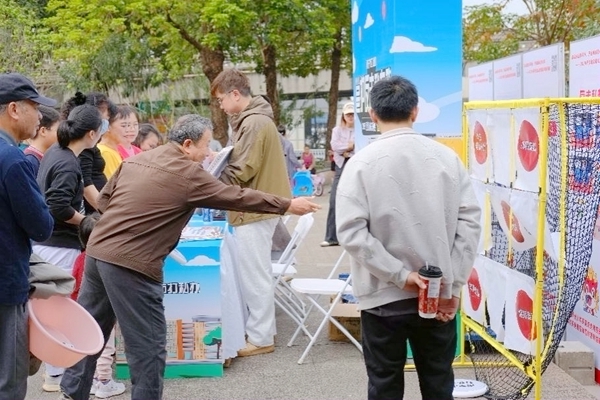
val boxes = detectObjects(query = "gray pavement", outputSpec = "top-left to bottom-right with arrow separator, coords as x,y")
26,187 -> 600,399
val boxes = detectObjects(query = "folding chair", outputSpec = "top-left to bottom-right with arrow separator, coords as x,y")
271,214 -> 314,332
288,250 -> 363,364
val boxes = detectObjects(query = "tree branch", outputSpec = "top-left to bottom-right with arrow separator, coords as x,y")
165,11 -> 204,53
547,0 -> 568,45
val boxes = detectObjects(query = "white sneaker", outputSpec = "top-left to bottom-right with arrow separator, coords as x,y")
90,378 -> 99,395
42,374 -> 62,392
94,379 -> 126,399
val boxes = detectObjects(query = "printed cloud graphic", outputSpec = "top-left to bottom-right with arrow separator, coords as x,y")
416,97 -> 440,124
364,13 -> 374,29
352,1 -> 359,24
432,91 -> 462,108
168,249 -> 219,266
390,36 -> 437,53
185,255 -> 219,266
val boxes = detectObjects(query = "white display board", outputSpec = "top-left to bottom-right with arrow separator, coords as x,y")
493,54 -> 523,100
468,62 -> 494,101
522,43 -> 565,98
569,34 -> 600,97
566,205 -> 600,383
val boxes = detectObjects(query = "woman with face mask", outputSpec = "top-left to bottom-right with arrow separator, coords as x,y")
32,104 -> 105,391
62,92 -> 117,214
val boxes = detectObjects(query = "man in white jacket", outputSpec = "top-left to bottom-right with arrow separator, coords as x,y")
336,75 -> 481,400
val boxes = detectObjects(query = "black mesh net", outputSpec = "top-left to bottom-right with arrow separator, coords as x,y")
465,101 -> 600,399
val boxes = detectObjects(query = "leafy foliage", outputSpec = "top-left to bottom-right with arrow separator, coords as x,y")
463,0 -> 600,64
0,0 -> 47,78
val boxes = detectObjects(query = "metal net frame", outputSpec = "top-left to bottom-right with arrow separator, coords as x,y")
462,99 -> 600,400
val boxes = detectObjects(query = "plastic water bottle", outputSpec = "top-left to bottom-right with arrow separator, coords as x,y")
338,272 -> 357,304
202,208 -> 213,222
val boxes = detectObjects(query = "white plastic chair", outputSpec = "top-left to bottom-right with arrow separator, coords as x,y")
288,250 -> 363,364
272,214 -> 314,331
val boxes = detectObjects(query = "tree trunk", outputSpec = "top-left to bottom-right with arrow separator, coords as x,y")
166,14 -> 229,146
199,47 -> 228,146
262,44 -> 280,125
325,28 -> 343,153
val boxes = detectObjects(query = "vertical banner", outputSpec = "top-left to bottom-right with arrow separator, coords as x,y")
522,43 -> 566,98
462,256 -> 486,324
489,186 -> 537,252
479,256 -> 508,342
493,54 -> 523,101
468,62 -> 494,101
504,268 -> 538,355
471,179 -> 491,254
488,109 -> 513,186
513,107 -> 543,192
569,34 -> 600,97
468,110 -> 492,181
507,189 -> 539,251
351,0 -> 463,149
567,205 -> 600,381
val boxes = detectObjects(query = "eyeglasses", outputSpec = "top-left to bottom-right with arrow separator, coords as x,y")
216,90 -> 234,105
119,122 -> 139,130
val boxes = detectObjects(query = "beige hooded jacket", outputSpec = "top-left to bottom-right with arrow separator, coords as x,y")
220,96 -> 292,226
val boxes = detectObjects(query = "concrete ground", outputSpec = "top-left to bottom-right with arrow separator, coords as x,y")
26,186 -> 600,399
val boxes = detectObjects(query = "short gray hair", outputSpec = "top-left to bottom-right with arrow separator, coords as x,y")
0,100 -> 26,115
167,114 -> 213,144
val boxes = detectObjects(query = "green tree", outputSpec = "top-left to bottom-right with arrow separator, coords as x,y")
44,0 -> 352,144
0,0 -> 47,79
44,0 -> 251,144
228,0 -> 349,126
463,0 -> 600,64
318,0 -> 352,152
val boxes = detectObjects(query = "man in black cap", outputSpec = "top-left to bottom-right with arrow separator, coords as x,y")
0,72 -> 56,400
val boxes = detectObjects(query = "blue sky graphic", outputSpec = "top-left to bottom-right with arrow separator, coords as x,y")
352,0 -> 462,137
163,241 -> 222,320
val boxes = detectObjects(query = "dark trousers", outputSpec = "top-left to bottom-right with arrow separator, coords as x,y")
0,303 -> 28,400
325,164 -> 343,243
361,311 -> 456,400
60,257 -> 166,400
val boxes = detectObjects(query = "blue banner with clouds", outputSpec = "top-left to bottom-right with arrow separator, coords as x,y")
352,0 -> 463,147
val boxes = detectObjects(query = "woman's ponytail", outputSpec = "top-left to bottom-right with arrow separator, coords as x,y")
57,120 -> 74,148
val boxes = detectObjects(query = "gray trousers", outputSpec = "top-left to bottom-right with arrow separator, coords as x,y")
0,303 -> 28,400
324,164 -> 343,243
60,257 -> 166,400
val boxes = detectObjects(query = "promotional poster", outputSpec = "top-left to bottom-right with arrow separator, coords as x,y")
521,43 -> 565,98
569,34 -> 600,98
351,0 -> 462,149
468,62 -> 494,101
492,54 -> 523,101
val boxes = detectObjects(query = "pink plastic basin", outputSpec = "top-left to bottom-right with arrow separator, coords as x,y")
28,296 -> 104,368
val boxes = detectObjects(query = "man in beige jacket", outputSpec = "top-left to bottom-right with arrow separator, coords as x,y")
211,69 -> 292,357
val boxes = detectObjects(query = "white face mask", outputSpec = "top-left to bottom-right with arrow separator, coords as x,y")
98,119 -> 109,136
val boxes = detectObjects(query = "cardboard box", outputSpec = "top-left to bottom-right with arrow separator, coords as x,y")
328,299 -> 361,342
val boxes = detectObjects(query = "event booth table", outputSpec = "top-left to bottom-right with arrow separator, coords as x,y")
116,215 -> 246,379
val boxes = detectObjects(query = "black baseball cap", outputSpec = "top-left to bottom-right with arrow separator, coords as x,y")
0,73 -> 57,107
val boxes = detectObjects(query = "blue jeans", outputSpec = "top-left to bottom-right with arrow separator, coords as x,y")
60,257 -> 166,400
0,303 -> 28,400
